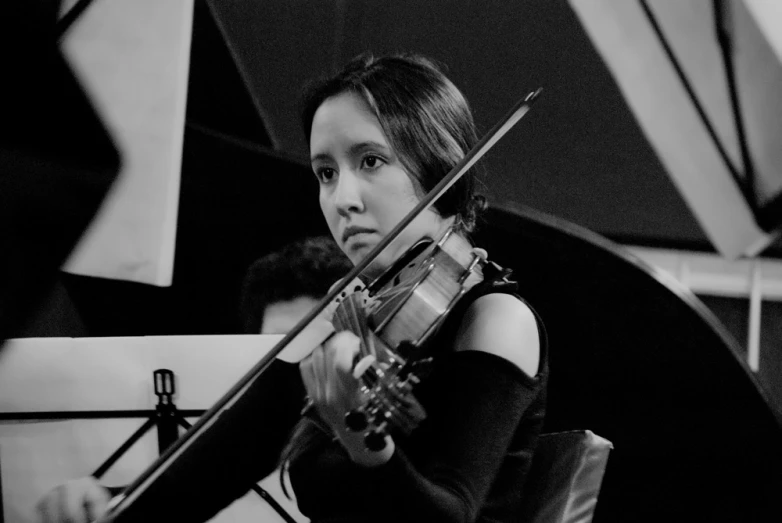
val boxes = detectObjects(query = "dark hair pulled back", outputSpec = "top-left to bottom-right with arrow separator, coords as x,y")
301,52 -> 487,233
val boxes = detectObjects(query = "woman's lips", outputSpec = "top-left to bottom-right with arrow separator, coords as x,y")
342,227 -> 376,244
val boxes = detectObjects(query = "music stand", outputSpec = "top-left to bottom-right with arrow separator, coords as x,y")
0,367 -> 296,523
88,369 -> 298,523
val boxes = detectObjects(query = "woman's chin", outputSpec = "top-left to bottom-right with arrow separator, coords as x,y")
343,246 -> 365,271
351,251 -> 390,281
347,241 -> 373,260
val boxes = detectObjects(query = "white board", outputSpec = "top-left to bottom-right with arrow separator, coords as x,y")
569,0 -> 782,259
0,335 -> 308,523
59,0 -> 191,286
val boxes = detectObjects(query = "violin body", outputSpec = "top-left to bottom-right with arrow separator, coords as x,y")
330,228 -> 488,448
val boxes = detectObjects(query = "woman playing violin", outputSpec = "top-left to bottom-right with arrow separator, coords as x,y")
35,52 -> 547,523
291,51 -> 546,523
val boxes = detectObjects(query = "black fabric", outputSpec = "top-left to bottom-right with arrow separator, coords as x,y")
288,276 -> 549,523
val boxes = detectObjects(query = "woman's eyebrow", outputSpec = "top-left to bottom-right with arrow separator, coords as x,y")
310,152 -> 332,164
311,141 -> 391,163
349,141 -> 391,156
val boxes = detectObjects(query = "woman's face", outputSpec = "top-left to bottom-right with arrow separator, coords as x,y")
310,91 -> 451,280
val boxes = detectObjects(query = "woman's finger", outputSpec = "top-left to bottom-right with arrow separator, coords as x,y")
57,482 -> 87,523
83,482 -> 111,521
310,344 -> 327,400
333,333 -> 361,375
35,494 -> 56,523
325,331 -> 360,367
299,354 -> 317,397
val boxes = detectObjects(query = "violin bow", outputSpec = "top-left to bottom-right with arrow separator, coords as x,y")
98,87 -> 542,522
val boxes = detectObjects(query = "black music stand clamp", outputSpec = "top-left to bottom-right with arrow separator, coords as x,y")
152,369 -> 179,453
91,369 -> 180,479
91,369 -> 297,523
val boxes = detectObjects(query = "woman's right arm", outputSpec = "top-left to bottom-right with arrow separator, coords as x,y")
35,358 -> 306,523
35,477 -> 112,523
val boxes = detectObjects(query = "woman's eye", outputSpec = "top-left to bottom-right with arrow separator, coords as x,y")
362,155 -> 383,170
316,168 -> 336,183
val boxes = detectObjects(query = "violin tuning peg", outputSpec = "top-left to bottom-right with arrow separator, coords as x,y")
351,354 -> 376,379
471,247 -> 488,261
345,409 -> 369,432
404,375 -> 419,387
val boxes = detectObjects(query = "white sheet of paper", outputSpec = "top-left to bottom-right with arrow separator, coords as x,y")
0,335 -> 307,523
569,0 -> 781,259
59,0 -> 192,286
744,0 -> 782,64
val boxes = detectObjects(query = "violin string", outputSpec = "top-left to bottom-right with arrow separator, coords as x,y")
373,279 -> 415,303
356,295 -> 376,360
332,286 -> 420,435
348,294 -> 366,356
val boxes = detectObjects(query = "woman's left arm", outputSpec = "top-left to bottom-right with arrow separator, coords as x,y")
453,292 -> 540,374
299,294 -> 542,522
336,294 -> 542,523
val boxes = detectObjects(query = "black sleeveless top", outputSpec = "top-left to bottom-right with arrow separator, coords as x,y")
287,266 -> 549,523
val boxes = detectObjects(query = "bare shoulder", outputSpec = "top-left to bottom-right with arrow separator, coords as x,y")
453,293 -> 541,378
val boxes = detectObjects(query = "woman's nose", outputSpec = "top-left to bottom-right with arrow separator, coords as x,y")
334,170 -> 364,215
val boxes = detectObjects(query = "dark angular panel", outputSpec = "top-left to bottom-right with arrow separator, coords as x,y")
474,205 -> 782,522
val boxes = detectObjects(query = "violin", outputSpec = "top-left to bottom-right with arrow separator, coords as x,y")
97,88 -> 541,522
327,227 -> 489,449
